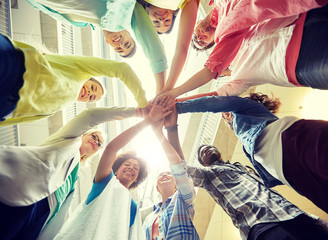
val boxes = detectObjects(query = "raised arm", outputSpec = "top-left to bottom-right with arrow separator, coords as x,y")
162,0 -> 199,92
161,67 -> 217,100
41,107 -> 136,145
152,103 -> 195,206
131,2 -> 168,93
95,104 -> 172,183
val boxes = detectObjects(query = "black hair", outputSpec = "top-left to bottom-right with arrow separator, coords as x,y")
112,151 -> 148,189
197,144 -> 223,166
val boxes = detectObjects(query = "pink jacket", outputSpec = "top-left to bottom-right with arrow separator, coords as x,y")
205,0 -> 328,82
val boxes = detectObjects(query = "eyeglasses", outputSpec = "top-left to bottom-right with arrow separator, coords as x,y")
91,133 -> 103,149
193,33 -> 206,49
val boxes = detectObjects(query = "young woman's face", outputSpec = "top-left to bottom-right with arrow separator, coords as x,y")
193,20 -> 215,49
80,131 -> 104,158
115,158 -> 140,188
104,30 -> 135,57
78,79 -> 103,102
146,5 -> 173,33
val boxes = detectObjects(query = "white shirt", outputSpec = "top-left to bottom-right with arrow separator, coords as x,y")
254,116 -> 299,187
216,23 -> 297,97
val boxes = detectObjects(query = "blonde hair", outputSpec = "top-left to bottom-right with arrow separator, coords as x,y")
80,129 -> 106,162
88,77 -> 106,100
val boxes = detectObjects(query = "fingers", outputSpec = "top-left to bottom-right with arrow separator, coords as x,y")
155,95 -> 175,110
162,110 -> 173,118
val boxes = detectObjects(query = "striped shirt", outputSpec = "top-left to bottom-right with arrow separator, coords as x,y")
143,161 -> 200,240
187,162 -> 304,240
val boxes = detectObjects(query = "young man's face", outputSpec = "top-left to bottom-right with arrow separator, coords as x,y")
104,30 -> 135,57
198,145 -> 221,166
156,171 -> 177,194
192,20 -> 215,49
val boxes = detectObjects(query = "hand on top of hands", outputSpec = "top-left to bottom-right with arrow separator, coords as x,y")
146,96 -> 174,124
164,103 -> 177,128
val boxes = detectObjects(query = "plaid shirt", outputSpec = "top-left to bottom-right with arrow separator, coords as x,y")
143,161 -> 200,240
188,161 -> 304,240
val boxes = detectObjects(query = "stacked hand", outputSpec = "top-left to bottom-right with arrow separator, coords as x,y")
146,96 -> 174,127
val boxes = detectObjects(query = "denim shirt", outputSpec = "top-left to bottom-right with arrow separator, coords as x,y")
176,96 -> 283,187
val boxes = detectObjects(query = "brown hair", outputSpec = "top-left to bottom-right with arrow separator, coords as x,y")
112,151 -> 148,189
191,36 -> 215,52
245,92 -> 281,114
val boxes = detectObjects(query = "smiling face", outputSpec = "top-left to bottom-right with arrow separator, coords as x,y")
78,79 -> 103,102
198,145 -> 221,166
79,131 -> 104,160
104,30 -> 135,57
146,5 -> 173,33
156,171 -> 177,195
192,19 -> 215,49
115,158 -> 140,189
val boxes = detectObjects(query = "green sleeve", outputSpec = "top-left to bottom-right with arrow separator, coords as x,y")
131,2 -> 168,74
66,56 -> 148,107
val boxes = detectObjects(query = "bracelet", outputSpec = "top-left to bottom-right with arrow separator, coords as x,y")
165,124 -> 178,132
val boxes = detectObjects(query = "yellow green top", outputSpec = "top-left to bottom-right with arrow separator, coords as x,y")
1,39 -> 148,126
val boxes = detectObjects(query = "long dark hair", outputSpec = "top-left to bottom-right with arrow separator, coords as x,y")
112,151 -> 148,189
245,92 -> 281,114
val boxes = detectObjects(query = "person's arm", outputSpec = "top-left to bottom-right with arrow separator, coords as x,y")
69,56 -> 149,108
95,104 -> 172,183
186,165 -> 207,188
160,67 -> 217,100
162,0 -> 199,92
131,2 -> 168,93
216,79 -> 252,96
175,95 -> 256,115
41,107 -> 136,145
152,107 -> 195,206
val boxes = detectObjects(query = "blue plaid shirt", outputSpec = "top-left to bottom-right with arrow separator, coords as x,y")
143,161 -> 200,240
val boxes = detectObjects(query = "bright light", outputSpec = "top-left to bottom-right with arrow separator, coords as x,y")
302,89 -> 328,120
131,127 -> 170,170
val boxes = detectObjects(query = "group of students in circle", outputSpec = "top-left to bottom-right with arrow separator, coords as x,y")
1,0 -> 328,239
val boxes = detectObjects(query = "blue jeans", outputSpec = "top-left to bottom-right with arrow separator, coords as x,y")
0,198 -> 50,240
0,34 -> 25,120
295,4 -> 328,89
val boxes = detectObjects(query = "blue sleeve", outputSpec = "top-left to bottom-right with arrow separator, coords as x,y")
176,96 -> 276,117
86,171 -> 114,205
129,199 -> 137,227
131,2 -> 168,74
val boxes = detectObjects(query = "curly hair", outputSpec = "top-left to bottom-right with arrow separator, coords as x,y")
245,92 -> 281,114
112,151 -> 148,189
